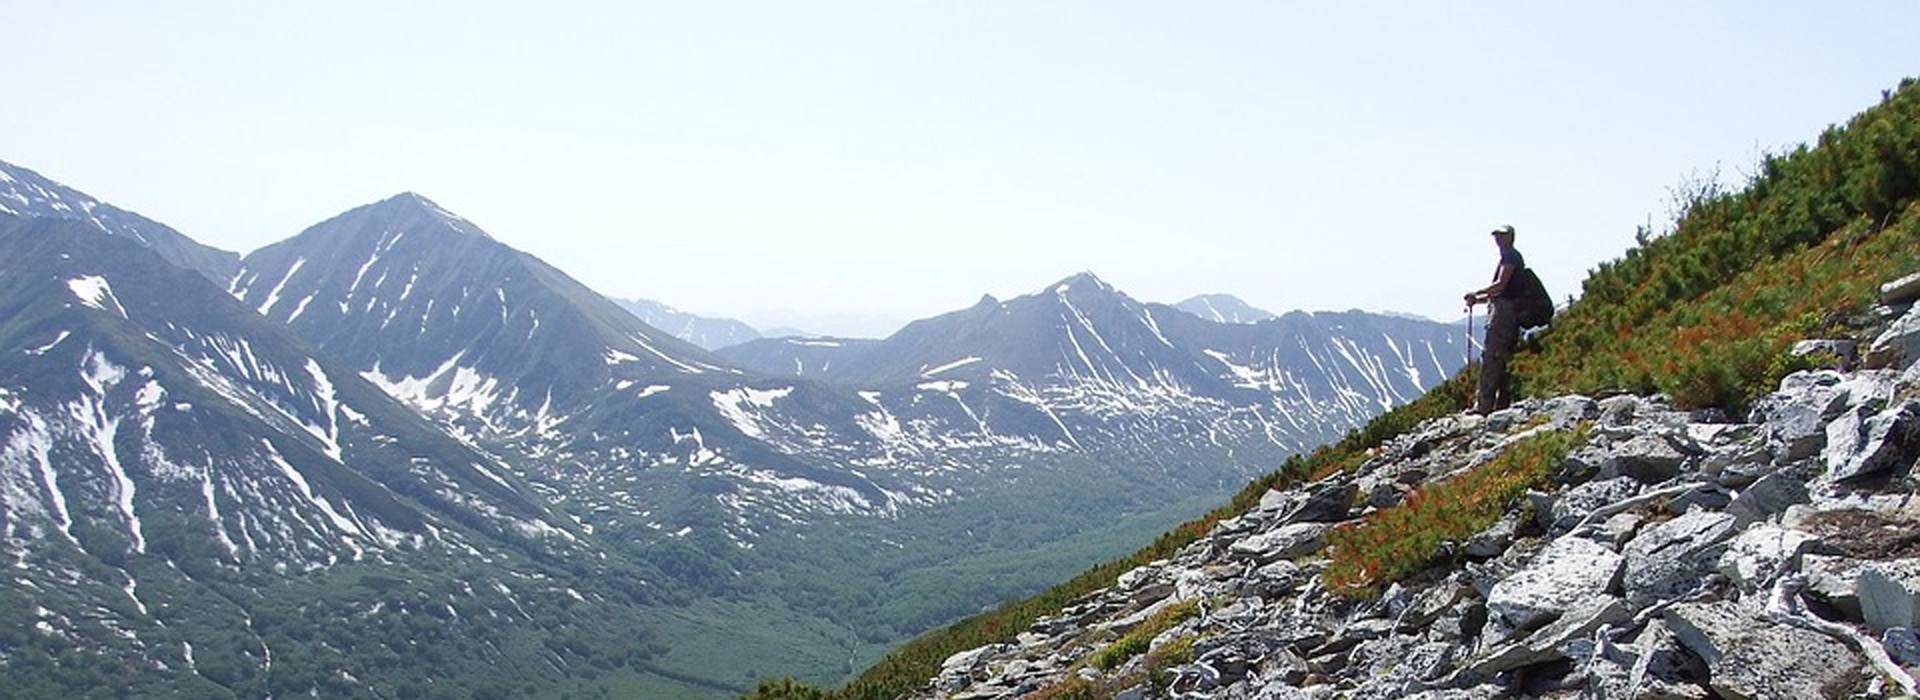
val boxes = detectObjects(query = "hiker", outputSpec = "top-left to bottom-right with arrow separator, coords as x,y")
1464,224 -> 1524,415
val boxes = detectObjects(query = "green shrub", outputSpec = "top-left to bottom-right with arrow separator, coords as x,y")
1090,600 -> 1201,670
1324,426 -> 1589,595
1517,79 -> 1920,412
1024,676 -> 1107,700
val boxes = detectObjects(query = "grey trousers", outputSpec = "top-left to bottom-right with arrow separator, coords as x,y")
1476,298 -> 1519,414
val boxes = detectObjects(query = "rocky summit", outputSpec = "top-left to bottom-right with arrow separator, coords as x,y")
920,294 -> 1920,699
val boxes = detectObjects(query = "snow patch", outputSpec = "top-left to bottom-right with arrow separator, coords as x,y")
77,351 -> 144,553
627,333 -> 709,374
202,465 -> 240,557
255,258 -> 307,316
711,386 -> 793,441
26,330 -> 71,356
135,380 -> 166,410
302,360 -> 343,461
363,353 -> 502,418
730,465 -> 890,516
921,357 -> 983,378
1,411 -> 78,544
1205,349 -> 1268,388
67,276 -> 127,317
855,402 -> 912,449
285,293 -> 316,324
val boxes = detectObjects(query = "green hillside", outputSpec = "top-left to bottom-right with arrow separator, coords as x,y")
737,77 -> 1920,700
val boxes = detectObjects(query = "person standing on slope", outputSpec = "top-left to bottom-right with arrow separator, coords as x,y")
1465,224 -> 1524,415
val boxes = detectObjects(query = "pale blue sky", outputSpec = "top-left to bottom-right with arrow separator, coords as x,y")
3,2 -> 1915,336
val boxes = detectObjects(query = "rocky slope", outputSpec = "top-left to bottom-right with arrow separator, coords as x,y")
920,278 -> 1920,700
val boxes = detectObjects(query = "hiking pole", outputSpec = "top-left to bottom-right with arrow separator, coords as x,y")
1464,303 -> 1475,410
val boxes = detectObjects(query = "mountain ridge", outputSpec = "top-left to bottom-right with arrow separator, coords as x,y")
0,160 -> 241,284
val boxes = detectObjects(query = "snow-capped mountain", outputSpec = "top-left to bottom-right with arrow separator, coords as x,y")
0,159 -> 239,284
0,215 -> 675,698
232,193 -> 741,428
0,166 -> 1472,696
611,297 -> 763,350
1174,293 -> 1279,324
226,196 -> 1465,557
231,194 -> 904,541
731,273 -> 1463,456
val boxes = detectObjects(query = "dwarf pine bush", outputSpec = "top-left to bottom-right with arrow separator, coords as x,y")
1091,599 -> 1202,671
1324,426 -> 1589,596
1517,79 -> 1920,412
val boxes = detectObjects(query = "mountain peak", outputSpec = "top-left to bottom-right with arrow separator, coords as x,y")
1175,294 -> 1279,324
1049,271 -> 1116,296
363,192 -> 490,239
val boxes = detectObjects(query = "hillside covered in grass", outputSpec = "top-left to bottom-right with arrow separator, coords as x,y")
740,77 -> 1920,700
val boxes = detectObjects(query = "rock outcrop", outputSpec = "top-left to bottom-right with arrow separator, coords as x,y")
914,357 -> 1920,699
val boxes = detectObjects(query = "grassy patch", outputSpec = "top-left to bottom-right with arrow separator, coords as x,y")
1324,426 -> 1589,595
1023,677 -> 1108,700
1090,599 -> 1201,671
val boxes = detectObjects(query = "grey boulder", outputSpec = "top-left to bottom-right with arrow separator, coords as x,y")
1485,537 -> 1624,635
1664,601 -> 1863,700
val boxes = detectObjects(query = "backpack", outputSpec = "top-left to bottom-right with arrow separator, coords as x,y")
1512,267 -> 1554,328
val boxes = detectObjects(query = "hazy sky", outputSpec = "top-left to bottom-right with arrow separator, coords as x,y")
3,2 -> 1915,337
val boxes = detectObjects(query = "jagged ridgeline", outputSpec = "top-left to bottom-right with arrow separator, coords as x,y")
750,78 -> 1920,700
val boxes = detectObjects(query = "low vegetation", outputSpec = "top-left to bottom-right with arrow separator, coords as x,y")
1517,80 -> 1920,412
741,78 -> 1920,700
1324,425 -> 1589,595
1090,599 -> 1202,670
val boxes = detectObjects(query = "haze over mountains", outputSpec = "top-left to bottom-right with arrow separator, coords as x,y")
1174,293 -> 1281,324
0,158 -> 1465,697
612,297 -> 764,351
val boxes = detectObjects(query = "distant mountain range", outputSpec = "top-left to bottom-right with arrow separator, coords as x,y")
610,297 -> 763,350
1174,293 -> 1279,324
0,158 -> 1468,697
